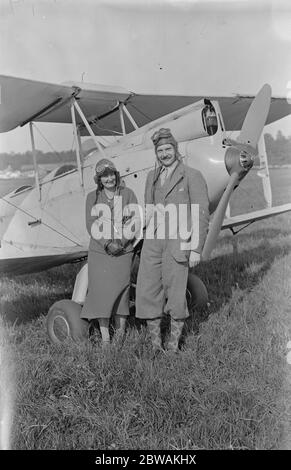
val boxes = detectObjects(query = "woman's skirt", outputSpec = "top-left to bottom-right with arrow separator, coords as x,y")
81,248 -> 133,319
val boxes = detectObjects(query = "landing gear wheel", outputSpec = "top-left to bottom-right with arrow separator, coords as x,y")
47,299 -> 89,344
186,273 -> 208,309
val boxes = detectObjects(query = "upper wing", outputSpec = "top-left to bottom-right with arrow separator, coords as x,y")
221,203 -> 291,231
125,93 -> 291,132
1,75 -> 291,135
0,75 -> 131,133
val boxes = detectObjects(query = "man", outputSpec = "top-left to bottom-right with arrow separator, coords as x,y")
135,128 -> 209,352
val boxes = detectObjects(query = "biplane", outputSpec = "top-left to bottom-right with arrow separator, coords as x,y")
0,75 -> 291,341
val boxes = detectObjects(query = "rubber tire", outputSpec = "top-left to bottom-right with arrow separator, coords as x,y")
187,273 -> 208,309
47,299 -> 89,344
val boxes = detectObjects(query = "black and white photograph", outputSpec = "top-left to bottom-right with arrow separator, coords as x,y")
0,0 -> 290,455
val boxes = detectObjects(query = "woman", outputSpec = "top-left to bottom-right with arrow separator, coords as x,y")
81,158 -> 140,345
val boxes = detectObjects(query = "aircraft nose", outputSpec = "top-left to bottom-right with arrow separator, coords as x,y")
224,142 -> 256,180
203,84 -> 271,260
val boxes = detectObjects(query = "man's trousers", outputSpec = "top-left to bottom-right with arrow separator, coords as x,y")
135,238 -> 189,320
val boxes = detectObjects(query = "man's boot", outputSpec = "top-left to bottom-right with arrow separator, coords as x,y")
147,318 -> 162,351
167,318 -> 184,352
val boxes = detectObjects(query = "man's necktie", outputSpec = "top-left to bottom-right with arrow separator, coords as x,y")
160,167 -> 168,186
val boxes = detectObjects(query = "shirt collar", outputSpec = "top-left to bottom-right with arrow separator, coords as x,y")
160,159 -> 178,176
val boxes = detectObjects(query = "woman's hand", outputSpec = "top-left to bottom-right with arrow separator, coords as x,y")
104,239 -> 124,256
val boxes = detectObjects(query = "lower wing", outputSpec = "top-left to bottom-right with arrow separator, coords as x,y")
222,203 -> 291,231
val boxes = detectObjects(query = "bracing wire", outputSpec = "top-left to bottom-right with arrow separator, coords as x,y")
127,103 -> 152,123
0,196 -> 83,247
32,123 -> 64,159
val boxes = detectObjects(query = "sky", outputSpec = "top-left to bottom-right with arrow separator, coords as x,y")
0,0 -> 291,154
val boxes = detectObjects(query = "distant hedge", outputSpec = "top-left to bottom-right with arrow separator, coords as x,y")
0,132 -> 291,171
264,132 -> 291,166
0,149 -> 76,171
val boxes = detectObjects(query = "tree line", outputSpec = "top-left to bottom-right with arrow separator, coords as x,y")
264,131 -> 291,165
0,132 -> 290,171
0,149 -> 76,171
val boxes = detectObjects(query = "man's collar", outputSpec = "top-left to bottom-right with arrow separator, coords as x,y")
160,159 -> 179,174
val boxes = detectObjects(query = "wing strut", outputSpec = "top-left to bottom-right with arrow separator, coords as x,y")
117,102 -> 139,135
71,98 -> 107,159
29,122 -> 41,201
121,103 -> 139,130
70,101 -> 84,188
119,105 -> 126,136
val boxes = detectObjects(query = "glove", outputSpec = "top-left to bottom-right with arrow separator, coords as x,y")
120,237 -> 134,250
104,239 -> 124,256
189,251 -> 201,269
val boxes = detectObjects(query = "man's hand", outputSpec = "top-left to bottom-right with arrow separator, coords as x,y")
189,251 -> 201,269
104,239 -> 124,256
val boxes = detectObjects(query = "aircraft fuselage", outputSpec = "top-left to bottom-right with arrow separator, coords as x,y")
0,99 -> 232,274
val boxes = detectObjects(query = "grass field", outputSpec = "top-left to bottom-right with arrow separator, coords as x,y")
0,168 -> 291,450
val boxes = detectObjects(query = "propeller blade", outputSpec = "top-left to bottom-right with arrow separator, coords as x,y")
257,134 -> 272,207
201,85 -> 272,260
237,84 -> 272,148
202,172 -> 239,260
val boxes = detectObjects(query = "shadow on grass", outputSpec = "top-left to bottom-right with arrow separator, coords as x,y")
185,229 -> 291,335
0,290 -> 72,326
1,228 -> 290,332
128,226 -> 291,344
0,263 -> 81,325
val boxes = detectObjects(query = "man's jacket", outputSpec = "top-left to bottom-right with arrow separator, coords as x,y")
144,161 -> 209,261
